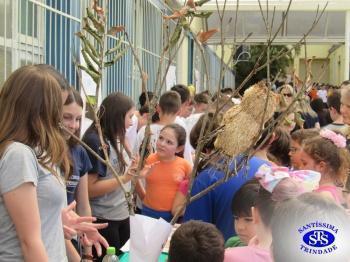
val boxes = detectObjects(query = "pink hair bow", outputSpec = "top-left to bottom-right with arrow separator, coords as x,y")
320,129 -> 346,148
255,164 -> 321,193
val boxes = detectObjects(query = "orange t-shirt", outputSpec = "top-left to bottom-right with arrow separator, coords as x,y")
143,153 -> 192,211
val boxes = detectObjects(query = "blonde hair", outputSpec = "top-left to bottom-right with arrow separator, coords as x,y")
278,84 -> 296,97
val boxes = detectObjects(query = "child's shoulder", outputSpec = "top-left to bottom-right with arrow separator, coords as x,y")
175,156 -> 191,165
174,157 -> 192,173
224,246 -> 271,262
146,153 -> 160,163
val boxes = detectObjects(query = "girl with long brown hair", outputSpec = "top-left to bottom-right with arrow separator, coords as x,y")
83,92 -> 137,260
0,64 -> 71,261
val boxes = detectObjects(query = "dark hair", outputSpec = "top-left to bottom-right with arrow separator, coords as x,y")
341,80 -> 350,88
190,112 -> 222,152
139,92 -> 159,122
86,92 -> 134,172
253,119 -> 276,150
171,84 -> 190,104
139,105 -> 149,116
209,93 -> 234,112
255,177 -> 304,228
268,127 -> 291,166
64,88 -> 84,147
161,123 -> 186,157
327,90 -> 341,113
168,220 -> 225,262
271,193 -> 350,262
138,91 -> 154,107
310,98 -> 325,113
194,92 -> 209,105
231,179 -> 259,217
159,91 -> 181,115
221,87 -> 233,95
290,128 -> 319,144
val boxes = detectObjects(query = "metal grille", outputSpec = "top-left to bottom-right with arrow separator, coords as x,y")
0,0 -> 235,97
0,0 -> 84,86
105,0 -> 134,98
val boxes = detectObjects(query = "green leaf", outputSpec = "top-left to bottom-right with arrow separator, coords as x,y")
82,49 -> 99,74
77,64 -> 100,84
105,37 -> 124,55
188,11 -> 213,19
86,8 -> 105,33
83,18 -> 103,45
86,95 -> 96,106
169,23 -> 182,48
83,44 -> 100,67
195,0 -> 210,7
104,48 -> 128,67
78,33 -> 99,58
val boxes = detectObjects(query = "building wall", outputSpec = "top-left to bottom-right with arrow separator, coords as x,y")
329,45 -> 345,85
293,44 -> 346,85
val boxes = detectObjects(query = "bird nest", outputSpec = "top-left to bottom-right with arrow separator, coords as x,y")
214,81 -> 279,157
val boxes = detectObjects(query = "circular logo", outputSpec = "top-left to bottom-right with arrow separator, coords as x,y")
303,230 -> 335,248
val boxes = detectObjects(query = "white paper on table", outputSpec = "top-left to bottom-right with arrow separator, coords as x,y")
123,214 -> 172,262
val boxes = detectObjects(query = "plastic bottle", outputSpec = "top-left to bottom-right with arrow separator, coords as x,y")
102,247 -> 119,262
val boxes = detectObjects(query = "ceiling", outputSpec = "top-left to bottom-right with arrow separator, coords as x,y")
194,0 -> 350,44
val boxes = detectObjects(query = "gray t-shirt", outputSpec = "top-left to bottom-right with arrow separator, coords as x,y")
37,161 -> 67,262
0,142 -> 67,262
90,140 -> 130,221
323,123 -> 349,137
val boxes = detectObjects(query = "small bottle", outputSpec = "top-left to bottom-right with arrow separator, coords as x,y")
102,247 -> 119,262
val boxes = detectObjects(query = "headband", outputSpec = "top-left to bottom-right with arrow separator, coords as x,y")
255,164 -> 321,193
319,129 -> 346,148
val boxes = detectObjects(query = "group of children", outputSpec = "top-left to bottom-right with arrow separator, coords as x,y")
1,64 -> 350,262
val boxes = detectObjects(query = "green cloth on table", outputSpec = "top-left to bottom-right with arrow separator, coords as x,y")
225,236 -> 246,248
119,252 -> 168,261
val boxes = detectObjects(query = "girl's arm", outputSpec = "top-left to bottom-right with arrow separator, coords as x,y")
3,183 -> 48,262
76,175 -> 92,217
171,192 -> 186,216
75,174 -> 93,256
88,155 -> 142,198
172,163 -> 192,216
171,179 -> 189,216
65,240 -> 80,262
88,172 -> 132,198
135,179 -> 146,200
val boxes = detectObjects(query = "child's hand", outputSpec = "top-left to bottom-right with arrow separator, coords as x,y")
130,155 -> 140,169
124,155 -> 141,178
61,201 -> 108,239
80,231 -> 109,257
140,161 -> 160,177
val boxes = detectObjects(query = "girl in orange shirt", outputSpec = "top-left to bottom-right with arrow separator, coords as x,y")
142,124 -> 192,222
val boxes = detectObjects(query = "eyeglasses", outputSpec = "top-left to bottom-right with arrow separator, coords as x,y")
283,93 -> 293,97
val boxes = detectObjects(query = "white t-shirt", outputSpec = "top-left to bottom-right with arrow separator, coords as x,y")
126,114 -> 138,152
185,113 -> 203,137
134,123 -> 164,156
176,116 -> 194,165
